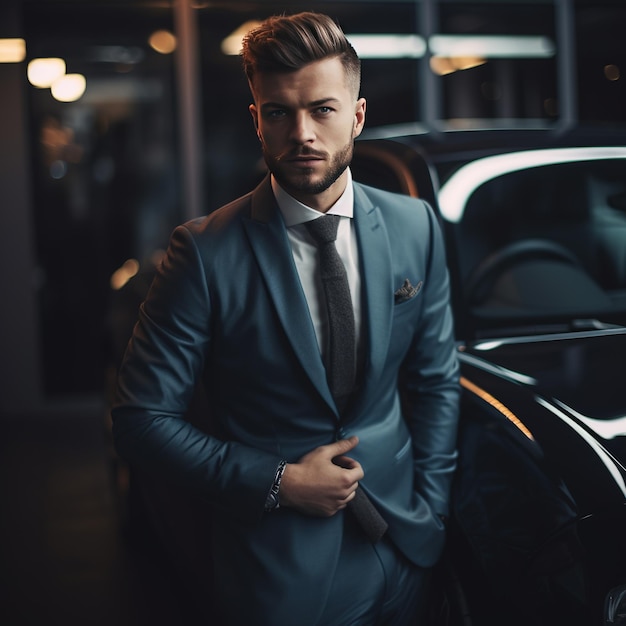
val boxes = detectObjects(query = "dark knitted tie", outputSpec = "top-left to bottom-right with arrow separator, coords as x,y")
306,215 -> 388,543
306,215 -> 356,411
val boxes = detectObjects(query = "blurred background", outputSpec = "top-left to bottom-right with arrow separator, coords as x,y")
0,0 -> 624,623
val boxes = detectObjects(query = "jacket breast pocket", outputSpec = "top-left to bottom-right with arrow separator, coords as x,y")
392,288 -> 422,323
387,289 -> 422,364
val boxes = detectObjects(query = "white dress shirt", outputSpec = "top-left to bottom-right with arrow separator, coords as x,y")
272,170 -> 363,362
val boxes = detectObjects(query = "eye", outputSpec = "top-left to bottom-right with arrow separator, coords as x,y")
315,106 -> 333,115
265,109 -> 286,120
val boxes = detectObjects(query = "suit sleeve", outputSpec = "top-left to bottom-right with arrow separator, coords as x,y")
400,202 -> 460,518
111,224 -> 281,522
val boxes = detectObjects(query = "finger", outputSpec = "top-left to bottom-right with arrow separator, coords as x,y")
326,435 -> 359,458
337,489 -> 358,509
332,454 -> 361,471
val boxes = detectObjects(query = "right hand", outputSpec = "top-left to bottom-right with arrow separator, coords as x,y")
279,436 -> 364,517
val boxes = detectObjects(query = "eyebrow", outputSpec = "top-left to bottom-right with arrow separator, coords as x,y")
260,97 -> 341,111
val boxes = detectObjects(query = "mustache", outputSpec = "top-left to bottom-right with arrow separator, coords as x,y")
276,148 -> 327,161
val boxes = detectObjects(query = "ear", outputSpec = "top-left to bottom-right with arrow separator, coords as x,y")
353,97 -> 366,139
249,104 -> 261,138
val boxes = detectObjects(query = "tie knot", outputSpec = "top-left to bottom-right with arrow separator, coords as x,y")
305,215 -> 340,245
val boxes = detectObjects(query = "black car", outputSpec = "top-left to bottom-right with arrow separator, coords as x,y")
110,128 -> 626,626
352,128 -> 626,626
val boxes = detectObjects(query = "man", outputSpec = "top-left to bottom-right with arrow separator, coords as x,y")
112,12 -> 459,626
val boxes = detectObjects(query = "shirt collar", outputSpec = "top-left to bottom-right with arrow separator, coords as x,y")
272,168 -> 354,228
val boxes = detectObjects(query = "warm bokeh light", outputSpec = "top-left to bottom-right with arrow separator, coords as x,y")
430,56 -> 486,76
429,57 -> 455,76
110,259 -> 140,290
604,64 -> 621,82
27,57 -> 66,87
51,73 -> 86,102
149,29 -> 177,54
452,56 -> 486,71
0,38 -> 26,63
221,20 -> 262,55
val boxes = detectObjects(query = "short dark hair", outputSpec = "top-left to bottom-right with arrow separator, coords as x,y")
241,12 -> 361,98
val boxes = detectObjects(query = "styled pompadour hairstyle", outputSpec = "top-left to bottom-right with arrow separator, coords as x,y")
241,12 -> 361,98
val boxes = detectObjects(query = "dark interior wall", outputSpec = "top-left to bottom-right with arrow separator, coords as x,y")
0,1 -> 44,415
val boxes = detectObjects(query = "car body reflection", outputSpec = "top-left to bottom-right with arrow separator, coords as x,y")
352,129 -> 626,625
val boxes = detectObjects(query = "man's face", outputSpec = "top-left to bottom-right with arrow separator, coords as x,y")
249,57 -> 366,211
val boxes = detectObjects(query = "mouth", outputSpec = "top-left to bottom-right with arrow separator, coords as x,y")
289,156 -> 322,166
280,150 -> 326,164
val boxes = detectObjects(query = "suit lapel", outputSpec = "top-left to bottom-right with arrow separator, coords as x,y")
241,178 -> 394,417
243,177 -> 335,411
353,184 -> 394,406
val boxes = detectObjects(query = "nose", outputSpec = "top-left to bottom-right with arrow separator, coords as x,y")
289,111 -> 315,144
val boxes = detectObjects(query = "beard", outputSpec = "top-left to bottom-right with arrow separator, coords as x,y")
262,137 -> 354,197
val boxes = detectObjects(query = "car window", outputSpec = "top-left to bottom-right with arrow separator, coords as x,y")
443,156 -> 626,332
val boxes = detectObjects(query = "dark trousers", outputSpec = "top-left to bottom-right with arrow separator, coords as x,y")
317,513 -> 430,626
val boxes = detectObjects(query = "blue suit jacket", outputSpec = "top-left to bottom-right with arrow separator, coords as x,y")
112,175 -> 460,625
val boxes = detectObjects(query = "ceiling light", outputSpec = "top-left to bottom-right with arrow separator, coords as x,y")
221,27 -> 427,60
0,38 -> 26,63
430,35 -> 555,59
347,35 -> 426,59
27,57 -> 66,87
51,73 -> 86,102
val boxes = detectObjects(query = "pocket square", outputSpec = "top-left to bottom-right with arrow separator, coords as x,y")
394,278 -> 422,303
